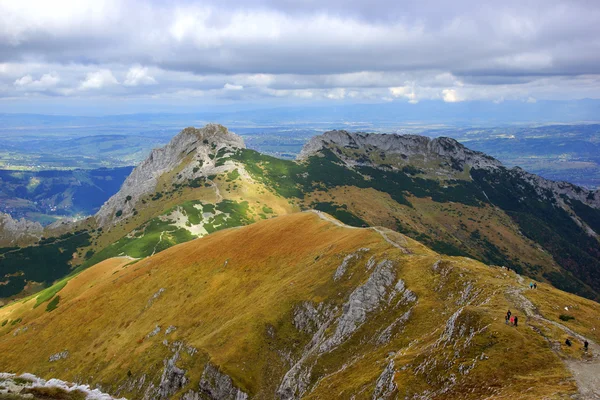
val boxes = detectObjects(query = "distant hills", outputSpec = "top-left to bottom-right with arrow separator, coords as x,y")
0,167 -> 133,224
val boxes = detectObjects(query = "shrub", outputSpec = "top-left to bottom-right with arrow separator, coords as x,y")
115,210 -> 123,217
559,314 -> 575,322
46,295 -> 60,312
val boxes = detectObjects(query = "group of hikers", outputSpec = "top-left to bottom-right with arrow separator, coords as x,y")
529,281 -> 538,289
505,310 -> 518,327
506,310 -> 591,352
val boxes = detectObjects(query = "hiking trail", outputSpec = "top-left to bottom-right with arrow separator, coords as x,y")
507,276 -> 600,399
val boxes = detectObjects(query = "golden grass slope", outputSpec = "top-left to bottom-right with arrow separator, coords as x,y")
1,212 -> 599,399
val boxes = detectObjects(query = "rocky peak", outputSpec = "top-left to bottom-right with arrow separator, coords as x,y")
95,124 -> 245,227
298,130 -> 502,170
0,212 -> 43,246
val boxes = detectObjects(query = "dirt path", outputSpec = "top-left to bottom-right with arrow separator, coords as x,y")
506,278 -> 600,399
209,180 -> 223,202
307,210 -> 410,253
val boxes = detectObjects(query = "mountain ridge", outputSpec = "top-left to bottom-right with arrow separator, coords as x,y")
2,124 -> 600,303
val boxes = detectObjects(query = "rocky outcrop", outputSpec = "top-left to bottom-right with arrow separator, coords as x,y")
319,260 -> 398,352
198,363 -> 249,400
95,124 -> 245,227
372,360 -> 397,399
279,258 -> 414,399
509,166 -> 600,210
0,212 -> 43,246
0,372 -> 124,399
298,130 -> 501,170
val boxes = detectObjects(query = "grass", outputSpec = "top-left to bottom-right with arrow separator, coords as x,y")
33,279 -> 69,308
0,212 -> 590,399
46,295 -> 60,312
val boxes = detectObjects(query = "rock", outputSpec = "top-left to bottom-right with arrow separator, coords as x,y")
199,363 -> 248,400
372,360 -> 397,399
320,260 -> 397,352
156,351 -> 188,399
96,124 -> 245,227
293,302 -> 334,335
146,288 -> 166,308
298,130 -> 501,170
146,325 -> 161,338
48,350 -> 69,362
333,253 -> 359,281
0,212 -> 43,246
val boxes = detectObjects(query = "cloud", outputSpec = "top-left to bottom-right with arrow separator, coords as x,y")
325,88 -> 346,99
14,72 -> 59,90
124,65 -> 156,86
0,0 -> 600,107
79,70 -> 118,90
442,88 -> 461,103
223,83 -> 243,90
389,85 -> 418,103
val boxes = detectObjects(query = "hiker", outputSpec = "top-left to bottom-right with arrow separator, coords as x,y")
565,338 -> 572,347
530,282 -> 533,289
507,310 -> 512,319
505,314 -> 509,324
510,316 -> 514,325
514,316 -> 518,327
584,340 -> 589,351
533,282 -> 537,289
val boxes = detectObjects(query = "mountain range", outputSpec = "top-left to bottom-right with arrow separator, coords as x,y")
1,124 -> 600,399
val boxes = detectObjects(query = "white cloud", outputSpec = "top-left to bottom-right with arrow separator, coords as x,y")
527,96 -> 537,103
325,88 -> 346,99
13,72 -> 60,90
124,65 -> 156,86
1,0 -> 600,106
224,83 -> 244,90
442,88 -> 462,102
80,70 -> 118,90
389,85 -> 418,103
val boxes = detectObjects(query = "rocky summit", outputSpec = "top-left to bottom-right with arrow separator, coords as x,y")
96,124 -> 245,227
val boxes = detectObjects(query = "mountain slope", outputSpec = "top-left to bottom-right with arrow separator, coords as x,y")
0,125 -> 296,300
2,125 -> 600,303
234,130 -> 600,298
2,212 -> 600,399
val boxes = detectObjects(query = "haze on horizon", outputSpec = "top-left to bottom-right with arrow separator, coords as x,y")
1,0 -> 600,116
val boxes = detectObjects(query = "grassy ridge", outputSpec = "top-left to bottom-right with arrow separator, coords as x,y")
0,213 -> 596,399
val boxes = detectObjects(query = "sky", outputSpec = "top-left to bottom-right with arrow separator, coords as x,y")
1,0 -> 600,115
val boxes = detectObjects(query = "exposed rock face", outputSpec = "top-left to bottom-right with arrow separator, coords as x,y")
0,212 -> 43,246
372,360 -> 397,399
510,166 -> 600,210
95,124 -> 245,227
300,130 -> 600,209
298,130 -> 501,170
320,260 -> 398,352
156,350 -> 188,399
199,363 -> 249,400
279,259 -> 416,399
